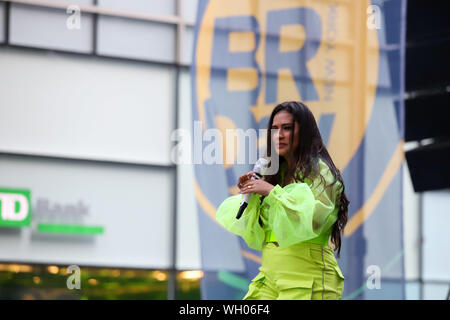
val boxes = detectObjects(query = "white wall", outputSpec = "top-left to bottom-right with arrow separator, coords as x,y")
0,47 -> 175,166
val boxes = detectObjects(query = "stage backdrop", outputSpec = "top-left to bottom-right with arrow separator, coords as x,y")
191,0 -> 406,299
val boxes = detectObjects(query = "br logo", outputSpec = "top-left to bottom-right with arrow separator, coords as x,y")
0,188 -> 31,227
193,0 -> 379,228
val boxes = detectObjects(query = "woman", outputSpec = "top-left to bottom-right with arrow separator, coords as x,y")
216,101 -> 349,300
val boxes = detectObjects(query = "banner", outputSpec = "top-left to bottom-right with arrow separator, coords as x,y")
191,0 -> 406,299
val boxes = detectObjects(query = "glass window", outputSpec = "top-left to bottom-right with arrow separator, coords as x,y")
0,154 -> 174,269
99,0 -> 176,17
0,263 -> 169,300
405,281 -> 420,300
423,282 -> 450,300
422,190 -> 450,282
176,270 -> 202,299
181,26 -> 194,65
0,263 -> 202,300
181,0 -> 198,22
38,0 -> 93,3
0,47 -> 175,165
9,3 -> 94,53
176,70 -> 201,270
97,15 -> 176,63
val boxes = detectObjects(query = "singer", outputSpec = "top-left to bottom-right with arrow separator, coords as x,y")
216,101 -> 349,300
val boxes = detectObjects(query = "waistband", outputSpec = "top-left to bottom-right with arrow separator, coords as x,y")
265,230 -> 331,246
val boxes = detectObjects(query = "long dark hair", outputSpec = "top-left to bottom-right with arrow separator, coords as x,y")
263,101 -> 349,258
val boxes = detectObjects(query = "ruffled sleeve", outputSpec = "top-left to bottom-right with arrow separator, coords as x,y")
262,160 -> 342,248
215,192 -> 266,251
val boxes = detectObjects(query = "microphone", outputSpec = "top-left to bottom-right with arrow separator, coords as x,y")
236,157 -> 269,219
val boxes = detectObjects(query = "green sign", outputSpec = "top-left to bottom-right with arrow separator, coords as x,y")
37,223 -> 104,235
0,188 -> 31,227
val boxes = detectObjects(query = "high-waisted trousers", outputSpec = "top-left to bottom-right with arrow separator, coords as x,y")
243,242 -> 345,300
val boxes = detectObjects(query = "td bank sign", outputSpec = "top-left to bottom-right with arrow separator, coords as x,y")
0,188 -> 31,227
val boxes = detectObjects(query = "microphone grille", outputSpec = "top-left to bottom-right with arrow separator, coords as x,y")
253,157 -> 269,174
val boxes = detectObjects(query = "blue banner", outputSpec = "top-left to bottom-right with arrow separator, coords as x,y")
191,0 -> 406,299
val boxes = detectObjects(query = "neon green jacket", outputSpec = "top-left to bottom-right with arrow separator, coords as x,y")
216,158 -> 343,251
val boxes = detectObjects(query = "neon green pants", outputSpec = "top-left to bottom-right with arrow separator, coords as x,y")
243,242 -> 345,300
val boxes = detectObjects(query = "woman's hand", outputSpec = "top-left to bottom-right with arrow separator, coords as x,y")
239,176 -> 274,197
237,171 -> 255,190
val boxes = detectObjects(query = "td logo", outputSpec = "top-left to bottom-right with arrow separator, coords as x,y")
0,188 -> 31,227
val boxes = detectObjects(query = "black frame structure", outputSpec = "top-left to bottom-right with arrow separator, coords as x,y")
404,0 -> 450,300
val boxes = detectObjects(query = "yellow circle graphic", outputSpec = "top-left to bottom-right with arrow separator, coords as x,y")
195,0 -> 379,171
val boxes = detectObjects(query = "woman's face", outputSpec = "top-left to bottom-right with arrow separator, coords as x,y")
271,111 -> 300,158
